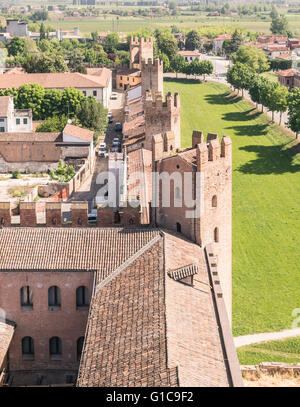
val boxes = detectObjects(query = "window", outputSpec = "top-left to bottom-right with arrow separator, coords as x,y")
132,78 -> 135,82
16,118 -> 20,125
212,195 -> 217,208
214,227 -> 219,243
22,337 -> 34,360
48,286 -> 61,310
0,127 -> 4,132
0,118 -> 4,122
176,222 -> 181,233
49,337 -> 62,360
23,118 -> 28,125
76,286 -> 89,309
20,286 -> 33,309
77,337 -> 84,361
120,76 -> 122,80
82,91 -> 86,96
93,90 -> 97,97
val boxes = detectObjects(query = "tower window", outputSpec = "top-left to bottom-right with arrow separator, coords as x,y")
22,336 -> 34,360
214,227 -> 219,243
20,286 -> 33,310
176,222 -> 181,233
212,195 -> 217,207
77,337 -> 84,361
49,337 -> 62,360
76,286 -> 89,309
48,286 -> 61,310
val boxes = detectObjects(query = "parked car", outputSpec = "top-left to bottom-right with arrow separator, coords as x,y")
110,93 -> 118,100
108,112 -> 113,123
115,122 -> 122,132
112,141 -> 121,152
98,142 -> 108,158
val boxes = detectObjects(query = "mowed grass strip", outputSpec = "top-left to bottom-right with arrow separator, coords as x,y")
164,78 -> 300,336
238,337 -> 300,365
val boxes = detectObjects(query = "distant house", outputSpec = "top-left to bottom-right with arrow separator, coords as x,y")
0,96 -> 32,133
212,34 -> 232,54
0,70 -> 112,108
62,123 -> 95,165
277,68 -> 300,89
116,69 -> 141,91
178,50 -> 201,63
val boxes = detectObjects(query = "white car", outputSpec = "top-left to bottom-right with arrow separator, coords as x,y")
110,93 -> 118,100
98,142 -> 108,158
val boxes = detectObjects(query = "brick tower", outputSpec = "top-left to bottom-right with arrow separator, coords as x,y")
151,132 -> 232,320
144,92 -> 180,150
141,58 -> 164,97
129,37 -> 153,69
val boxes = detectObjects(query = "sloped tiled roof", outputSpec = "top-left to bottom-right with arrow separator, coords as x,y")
0,228 -> 159,284
0,319 -> 15,368
0,70 -> 112,90
63,124 -> 94,142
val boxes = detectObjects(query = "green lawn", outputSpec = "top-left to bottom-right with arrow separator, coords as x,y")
238,337 -> 300,365
164,78 -> 300,336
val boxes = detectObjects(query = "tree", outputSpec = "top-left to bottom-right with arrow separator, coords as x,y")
185,30 -> 202,51
226,62 -> 255,96
6,37 -> 25,56
76,97 -> 108,145
232,45 -> 270,73
16,83 -> 45,120
39,22 -> 46,40
287,88 -> 300,136
158,52 -> 170,72
222,29 -> 244,56
41,89 -> 63,119
30,10 -> 48,21
170,54 -> 185,78
61,88 -> 85,118
104,33 -> 120,53
266,84 -> 288,122
36,115 -> 68,132
155,29 -> 178,61
260,80 -> 279,117
67,49 -> 86,72
200,60 -> 213,80
249,76 -> 269,110
22,53 -> 67,73
270,5 -> 279,20
270,15 -> 289,36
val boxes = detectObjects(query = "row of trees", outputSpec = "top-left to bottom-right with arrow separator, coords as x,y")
227,62 -> 300,134
170,56 -> 213,79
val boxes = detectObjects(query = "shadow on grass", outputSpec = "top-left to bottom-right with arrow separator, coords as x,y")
222,108 -> 262,122
204,92 -> 243,105
164,77 -> 200,84
226,123 -> 269,137
237,143 -> 300,175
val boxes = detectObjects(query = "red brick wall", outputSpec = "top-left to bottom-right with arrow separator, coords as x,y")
0,271 -> 94,377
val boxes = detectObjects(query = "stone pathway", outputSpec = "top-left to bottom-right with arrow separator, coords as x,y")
234,327 -> 300,348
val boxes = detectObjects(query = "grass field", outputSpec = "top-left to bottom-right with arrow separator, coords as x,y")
238,337 -> 300,365
44,12 -> 300,35
164,78 -> 300,337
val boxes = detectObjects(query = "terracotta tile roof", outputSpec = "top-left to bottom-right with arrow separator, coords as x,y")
178,148 -> 197,167
0,132 -> 61,142
277,68 -> 297,77
123,116 -> 145,138
168,263 -> 198,280
0,319 -> 15,368
214,34 -> 232,41
0,96 -> 10,117
0,70 -> 112,90
77,231 -> 232,387
63,124 -> 94,142
178,50 -> 201,56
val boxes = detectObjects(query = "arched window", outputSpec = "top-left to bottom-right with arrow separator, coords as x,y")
22,336 -> 34,359
77,218 -> 82,225
20,286 -> 33,309
76,286 -> 89,309
49,337 -> 62,359
175,187 -> 181,200
214,227 -> 219,243
212,195 -> 217,208
77,337 -> 84,361
48,286 -> 61,310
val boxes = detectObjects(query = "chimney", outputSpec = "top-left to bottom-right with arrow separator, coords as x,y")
71,202 -> 88,227
20,202 -> 37,227
46,202 -> 62,227
97,205 -> 115,226
0,202 -> 11,226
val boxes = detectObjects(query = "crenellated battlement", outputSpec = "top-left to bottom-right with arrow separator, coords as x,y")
0,201 -> 141,228
141,58 -> 163,69
145,91 -> 180,112
130,36 -> 154,69
195,133 -> 232,169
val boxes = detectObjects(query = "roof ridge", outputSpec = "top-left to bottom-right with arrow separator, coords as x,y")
95,233 -> 162,294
